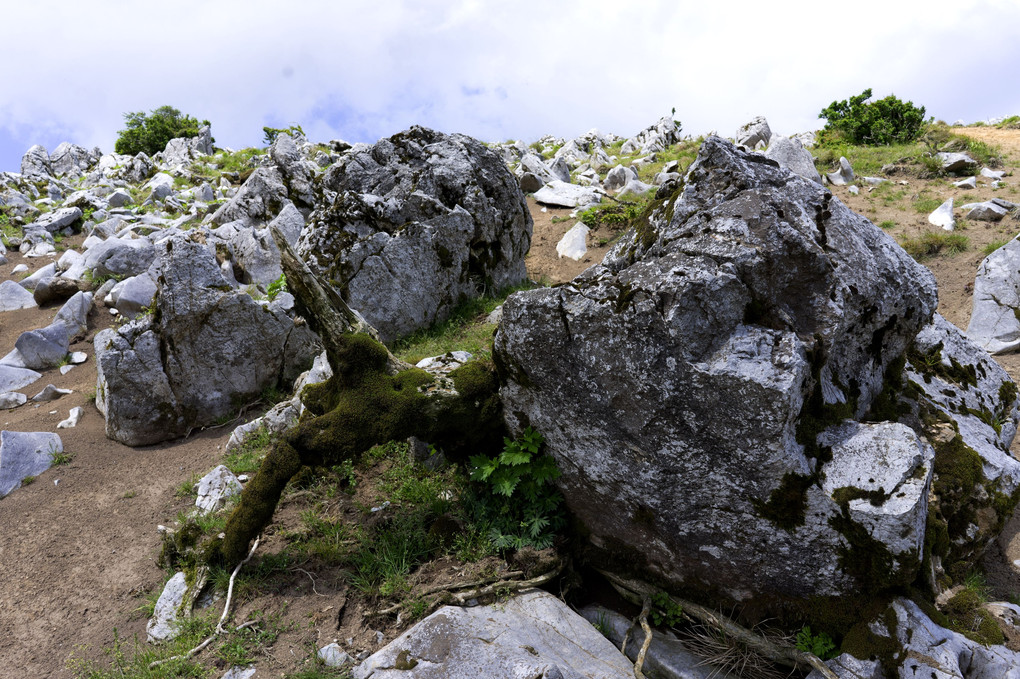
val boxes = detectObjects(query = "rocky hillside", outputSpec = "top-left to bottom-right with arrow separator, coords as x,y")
3,116 -> 1020,679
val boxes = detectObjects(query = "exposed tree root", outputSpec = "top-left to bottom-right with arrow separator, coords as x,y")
597,569 -> 839,679
369,562 -> 564,620
633,595 -> 652,679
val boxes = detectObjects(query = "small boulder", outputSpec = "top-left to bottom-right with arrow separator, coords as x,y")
0,431 -> 62,497
194,465 -> 243,515
555,223 -> 589,261
928,198 -> 955,231
33,277 -> 81,306
734,116 -> 772,149
764,134 -> 821,183
533,180 -> 602,208
954,176 -> 978,189
146,572 -> 188,643
826,157 -> 855,185
938,151 -> 978,173
964,201 -> 1009,222
0,280 -> 38,311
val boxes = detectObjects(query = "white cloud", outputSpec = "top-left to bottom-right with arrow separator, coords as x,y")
1,0 -> 1019,171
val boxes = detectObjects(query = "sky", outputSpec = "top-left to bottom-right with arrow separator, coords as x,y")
2,0 -> 1019,174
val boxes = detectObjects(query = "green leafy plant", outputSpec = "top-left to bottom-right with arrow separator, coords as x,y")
650,592 -> 684,628
819,88 -> 929,146
899,231 -> 969,260
115,105 -> 210,157
267,273 -> 288,301
468,427 -> 564,549
796,625 -> 837,659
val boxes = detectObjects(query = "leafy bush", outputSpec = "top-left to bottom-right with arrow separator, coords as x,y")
468,427 -> 565,549
819,88 -> 929,146
114,105 -> 209,157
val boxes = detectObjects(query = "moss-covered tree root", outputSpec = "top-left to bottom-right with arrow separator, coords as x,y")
213,227 -> 505,564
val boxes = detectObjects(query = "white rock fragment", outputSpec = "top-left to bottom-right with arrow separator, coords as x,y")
194,465 -> 243,515
928,198 -> 955,231
0,392 -> 27,410
954,176 -> 977,189
31,384 -> 72,402
556,222 -> 590,261
319,643 -> 351,667
147,572 -> 188,643
57,407 -> 84,429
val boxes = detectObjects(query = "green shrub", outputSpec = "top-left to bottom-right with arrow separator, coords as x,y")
263,124 -> 305,145
115,106 -> 209,157
819,89 -> 929,146
468,427 -> 564,550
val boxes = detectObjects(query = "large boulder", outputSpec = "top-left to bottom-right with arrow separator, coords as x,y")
495,137 -> 940,600
94,235 -> 320,446
49,142 -> 98,178
269,133 -> 319,209
20,145 -> 52,179
209,166 -> 289,227
297,126 -> 532,342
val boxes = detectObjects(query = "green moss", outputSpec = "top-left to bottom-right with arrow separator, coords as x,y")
999,380 -> 1018,410
932,434 -> 983,547
831,486 -> 889,506
840,605 -> 904,675
943,590 -> 1006,646
218,332 -> 505,564
864,355 -> 912,422
751,472 -> 813,530
907,343 -> 978,388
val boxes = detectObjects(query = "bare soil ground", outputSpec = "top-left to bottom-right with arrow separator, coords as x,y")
3,129 -> 1020,677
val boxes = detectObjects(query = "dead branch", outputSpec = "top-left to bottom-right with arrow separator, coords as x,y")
596,569 -> 839,679
634,595 -> 652,679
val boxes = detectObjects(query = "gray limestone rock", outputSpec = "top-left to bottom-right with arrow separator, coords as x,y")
210,166 -> 288,227
297,126 -> 532,342
954,175 -> 978,189
494,136 -> 938,600
50,143 -> 98,178
107,189 -> 133,208
21,145 -> 52,178
95,236 -> 320,446
519,172 -> 544,193
0,392 -> 27,410
32,384 -> 72,402
82,236 -> 156,278
964,200 -> 1009,221
0,280 -> 38,311
982,167 -> 1007,180
194,465 -> 243,515
764,134 -> 822,183
872,599 -> 1020,678
734,115 -> 772,149
33,207 -> 82,233
0,431 -> 62,497
604,165 -> 637,192
967,238 -> 1020,353
110,273 -> 157,318
270,133 -> 319,208
617,178 -> 654,198
928,198 -> 955,230
146,572 -> 188,643
826,157 -> 855,186
18,262 -> 58,291
33,277 -> 81,306
318,643 -> 351,668
532,180 -> 602,208
352,590 -> 633,679
0,366 -> 42,392
622,116 -> 682,155
230,202 -> 305,287
938,151 -> 978,173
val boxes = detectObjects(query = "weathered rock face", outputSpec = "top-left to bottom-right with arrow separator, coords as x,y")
495,137 -> 940,600
352,590 -> 633,679
967,237 -> 1020,354
298,126 -> 532,342
94,235 -> 320,446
